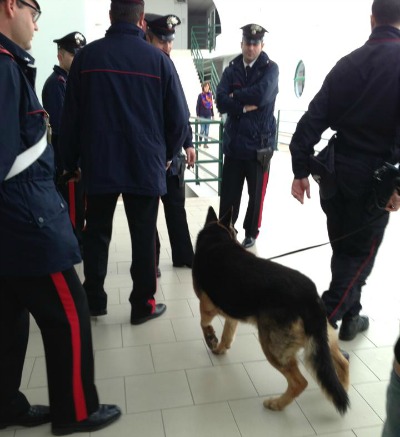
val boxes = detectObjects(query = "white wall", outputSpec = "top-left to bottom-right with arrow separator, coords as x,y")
32,0 -> 373,114
213,0 -> 372,112
32,0 -> 86,101
33,0 -> 188,102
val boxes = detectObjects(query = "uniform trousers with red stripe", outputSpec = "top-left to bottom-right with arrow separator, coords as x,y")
219,156 -> 269,239
83,193 -> 158,317
320,190 -> 389,328
53,134 -> 85,248
0,269 -> 99,425
58,180 -> 85,247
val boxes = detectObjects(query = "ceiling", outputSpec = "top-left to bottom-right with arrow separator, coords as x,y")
187,0 -> 214,14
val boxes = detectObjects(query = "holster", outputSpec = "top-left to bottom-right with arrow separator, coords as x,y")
256,147 -> 274,173
371,162 -> 400,209
309,135 -> 337,200
176,153 -> 186,187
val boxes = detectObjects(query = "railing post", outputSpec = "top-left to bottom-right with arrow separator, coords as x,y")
218,120 -> 224,195
275,109 -> 280,151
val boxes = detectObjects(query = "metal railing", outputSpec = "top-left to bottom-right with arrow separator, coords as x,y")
275,109 -> 332,152
190,27 -> 220,97
185,117 -> 224,195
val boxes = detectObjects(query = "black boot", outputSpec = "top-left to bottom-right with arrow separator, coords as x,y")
339,315 -> 369,341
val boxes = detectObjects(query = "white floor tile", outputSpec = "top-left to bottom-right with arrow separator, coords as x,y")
95,345 -> 154,379
208,334 -> 266,366
122,319 -> 176,347
125,370 -> 193,413
187,363 -> 258,404
93,411 -> 165,437
296,387 -> 383,435
163,402 -> 241,437
151,339 -> 212,372
229,397 -> 315,437
8,150 -> 400,437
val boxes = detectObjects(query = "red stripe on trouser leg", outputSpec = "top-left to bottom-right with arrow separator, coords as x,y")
147,298 -> 156,313
328,239 -> 377,322
257,171 -> 269,229
50,272 -> 88,421
68,181 -> 76,228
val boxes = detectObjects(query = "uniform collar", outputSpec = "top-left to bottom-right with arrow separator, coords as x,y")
53,64 -> 68,77
230,51 -> 269,70
106,22 -> 145,40
369,25 -> 400,41
0,32 -> 35,66
243,59 -> 257,69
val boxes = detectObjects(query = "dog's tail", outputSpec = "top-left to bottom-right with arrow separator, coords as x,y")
304,310 -> 350,415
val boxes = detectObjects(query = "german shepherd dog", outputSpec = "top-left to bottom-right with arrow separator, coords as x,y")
192,207 -> 350,414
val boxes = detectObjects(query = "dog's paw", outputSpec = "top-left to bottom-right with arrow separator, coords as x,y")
212,343 -> 228,354
263,397 -> 285,411
202,326 -> 219,350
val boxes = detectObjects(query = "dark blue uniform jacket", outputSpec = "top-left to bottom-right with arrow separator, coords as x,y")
290,26 -> 400,181
216,51 -> 279,160
59,23 -> 189,196
42,65 -> 67,136
0,33 -> 81,275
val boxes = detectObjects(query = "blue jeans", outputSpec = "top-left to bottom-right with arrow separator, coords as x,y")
382,366 -> 400,437
199,121 -> 210,143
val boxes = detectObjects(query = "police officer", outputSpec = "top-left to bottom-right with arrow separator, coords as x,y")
59,0 -> 190,324
145,13 -> 196,273
0,0 -> 120,433
217,23 -> 279,248
42,31 -> 86,250
290,0 -> 400,341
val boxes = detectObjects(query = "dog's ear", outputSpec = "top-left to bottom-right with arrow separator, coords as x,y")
219,206 -> 233,229
205,206 -> 218,224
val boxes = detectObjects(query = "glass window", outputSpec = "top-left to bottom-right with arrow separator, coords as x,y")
294,61 -> 305,98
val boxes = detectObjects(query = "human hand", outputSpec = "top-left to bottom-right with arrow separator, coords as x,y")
385,189 -> 400,212
244,104 -> 258,113
185,147 -> 196,167
59,169 -> 81,184
291,178 -> 310,204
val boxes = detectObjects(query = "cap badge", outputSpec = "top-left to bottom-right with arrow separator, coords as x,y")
75,33 -> 85,46
166,15 -> 179,29
250,24 -> 263,35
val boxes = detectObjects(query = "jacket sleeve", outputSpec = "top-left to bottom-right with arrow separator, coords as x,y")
232,62 -> 279,108
58,55 -> 81,171
184,123 -> 193,148
163,58 -> 190,161
216,68 -> 245,116
289,77 -> 330,179
42,76 -> 65,134
0,58 -> 21,181
196,94 -> 201,116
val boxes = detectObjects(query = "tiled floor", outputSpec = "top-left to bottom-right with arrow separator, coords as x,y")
3,150 -> 400,437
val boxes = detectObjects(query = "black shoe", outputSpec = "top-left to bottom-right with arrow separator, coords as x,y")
339,315 -> 369,341
90,308 -> 107,317
130,303 -> 167,325
52,404 -> 121,436
156,267 -> 161,278
241,237 -> 255,248
0,405 -> 51,429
